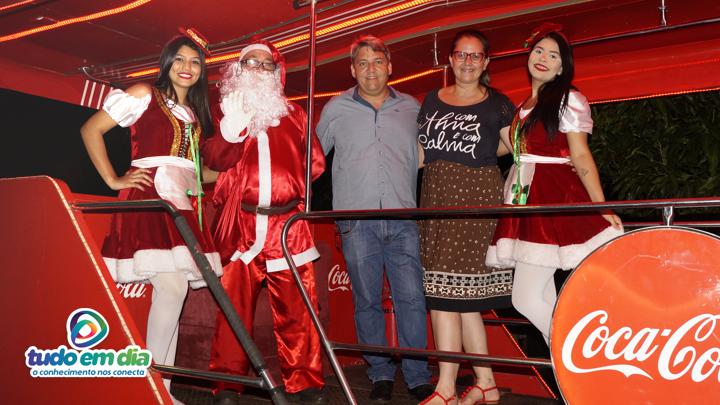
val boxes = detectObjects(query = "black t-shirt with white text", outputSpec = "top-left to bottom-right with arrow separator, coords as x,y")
418,88 -> 514,167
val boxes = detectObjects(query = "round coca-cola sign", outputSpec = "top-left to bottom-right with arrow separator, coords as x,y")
551,227 -> 720,404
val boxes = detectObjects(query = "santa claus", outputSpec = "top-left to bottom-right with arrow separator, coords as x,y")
202,39 -> 326,404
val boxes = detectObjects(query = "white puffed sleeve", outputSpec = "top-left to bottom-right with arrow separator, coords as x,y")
102,89 -> 152,127
559,90 -> 593,134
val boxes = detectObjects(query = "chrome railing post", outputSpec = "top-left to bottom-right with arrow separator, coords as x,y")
280,214 -> 357,405
663,205 -> 675,225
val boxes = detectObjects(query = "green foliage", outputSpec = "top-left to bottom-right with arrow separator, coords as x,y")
590,91 -> 720,218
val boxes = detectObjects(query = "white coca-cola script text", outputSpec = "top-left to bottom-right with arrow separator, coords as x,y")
561,310 -> 720,382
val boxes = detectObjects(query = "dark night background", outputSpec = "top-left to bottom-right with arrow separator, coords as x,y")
0,88 -> 130,197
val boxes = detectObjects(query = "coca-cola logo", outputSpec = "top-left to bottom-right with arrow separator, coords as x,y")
328,264 -> 351,292
551,227 -> 720,404
115,283 -> 148,299
561,310 -> 720,381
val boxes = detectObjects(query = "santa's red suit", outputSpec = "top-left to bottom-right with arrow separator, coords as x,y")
201,41 -> 325,394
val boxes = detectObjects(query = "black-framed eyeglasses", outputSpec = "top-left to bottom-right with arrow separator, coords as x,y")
240,58 -> 277,72
452,51 -> 486,62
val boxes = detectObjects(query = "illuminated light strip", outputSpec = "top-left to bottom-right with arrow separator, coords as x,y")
127,51 -> 247,77
0,0 -> 34,13
491,309 -> 558,399
128,0 -> 432,78
388,67 -> 441,86
0,0 -> 152,43
287,91 -> 341,101
287,68 -> 442,101
274,0 -> 432,49
591,86 -> 720,104
127,67 -> 159,78
579,57 -> 720,103
578,56 -> 720,84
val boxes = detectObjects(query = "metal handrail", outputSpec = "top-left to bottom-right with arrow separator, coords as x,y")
151,365 -> 266,388
483,317 -> 532,326
331,343 -> 552,367
624,220 -> 720,228
292,196 -> 720,221
280,196 -> 720,404
74,199 -> 288,405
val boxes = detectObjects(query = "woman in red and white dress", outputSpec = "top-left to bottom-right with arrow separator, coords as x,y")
486,23 -> 623,346
80,29 -> 222,403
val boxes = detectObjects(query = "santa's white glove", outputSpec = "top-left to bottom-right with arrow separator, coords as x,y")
219,91 -> 255,142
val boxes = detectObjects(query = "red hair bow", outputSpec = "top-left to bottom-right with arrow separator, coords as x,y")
524,22 -> 566,48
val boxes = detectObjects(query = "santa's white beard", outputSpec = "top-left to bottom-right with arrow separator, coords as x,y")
219,67 -> 289,134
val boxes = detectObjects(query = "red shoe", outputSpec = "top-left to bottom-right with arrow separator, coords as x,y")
459,384 -> 499,404
419,391 -> 458,405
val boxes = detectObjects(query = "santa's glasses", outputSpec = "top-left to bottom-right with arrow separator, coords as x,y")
240,58 -> 277,72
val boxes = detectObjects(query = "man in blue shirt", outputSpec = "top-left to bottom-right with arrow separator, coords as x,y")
316,35 -> 432,403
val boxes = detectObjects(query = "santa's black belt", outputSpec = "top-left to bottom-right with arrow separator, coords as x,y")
241,199 -> 299,215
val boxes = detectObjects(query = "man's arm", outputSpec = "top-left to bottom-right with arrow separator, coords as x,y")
315,100 -> 336,155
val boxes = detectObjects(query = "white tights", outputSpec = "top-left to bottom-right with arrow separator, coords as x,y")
512,262 -> 558,345
147,272 -> 188,404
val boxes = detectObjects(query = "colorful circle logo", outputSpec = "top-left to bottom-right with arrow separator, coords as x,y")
66,308 -> 109,350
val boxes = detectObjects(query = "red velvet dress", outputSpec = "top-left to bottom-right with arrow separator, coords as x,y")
101,88 -> 222,288
202,101 -> 326,393
486,91 -> 623,270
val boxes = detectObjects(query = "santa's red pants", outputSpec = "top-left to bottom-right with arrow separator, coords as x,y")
209,258 -> 324,393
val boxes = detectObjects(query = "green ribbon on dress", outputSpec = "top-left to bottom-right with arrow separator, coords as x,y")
185,124 -> 205,224
511,115 -> 529,205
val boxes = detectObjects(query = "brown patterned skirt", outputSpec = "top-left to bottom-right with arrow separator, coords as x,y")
419,160 -> 512,312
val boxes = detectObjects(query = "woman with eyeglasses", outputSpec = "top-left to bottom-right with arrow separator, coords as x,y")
80,28 -> 222,404
417,29 -> 514,405
486,24 -> 623,346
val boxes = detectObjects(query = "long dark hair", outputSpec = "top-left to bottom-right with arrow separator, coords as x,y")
522,31 -> 575,140
154,36 -> 213,136
449,29 -> 490,87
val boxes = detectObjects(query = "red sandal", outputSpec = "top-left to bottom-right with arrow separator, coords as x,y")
419,391 -> 458,405
459,384 -> 500,404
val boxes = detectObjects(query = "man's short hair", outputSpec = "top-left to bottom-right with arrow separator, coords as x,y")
350,35 -> 391,63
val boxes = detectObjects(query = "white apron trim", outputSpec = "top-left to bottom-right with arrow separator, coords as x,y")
131,156 -> 195,170
131,156 -> 197,210
503,154 -> 571,205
